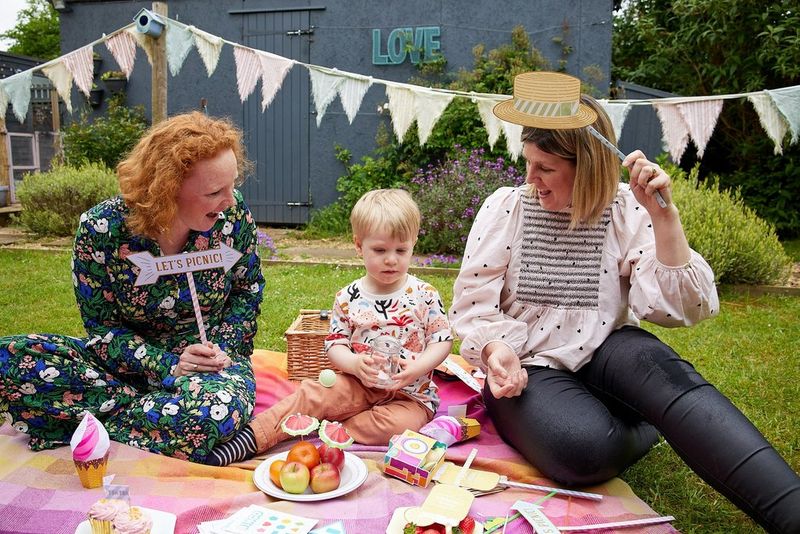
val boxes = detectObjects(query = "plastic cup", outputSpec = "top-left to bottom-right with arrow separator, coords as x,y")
369,335 -> 402,388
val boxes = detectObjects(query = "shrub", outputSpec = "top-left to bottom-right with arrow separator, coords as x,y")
15,163 -> 119,237
669,162 -> 791,285
410,147 -> 525,255
62,95 -> 149,170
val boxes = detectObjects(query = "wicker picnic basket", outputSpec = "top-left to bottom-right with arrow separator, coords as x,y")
284,309 -> 333,381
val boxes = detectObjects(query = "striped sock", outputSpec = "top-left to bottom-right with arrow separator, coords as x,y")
205,425 -> 258,466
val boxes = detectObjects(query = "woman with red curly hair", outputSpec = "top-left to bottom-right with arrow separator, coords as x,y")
0,112 -> 264,462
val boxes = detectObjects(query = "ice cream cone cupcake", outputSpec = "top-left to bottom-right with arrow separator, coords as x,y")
70,412 -> 111,489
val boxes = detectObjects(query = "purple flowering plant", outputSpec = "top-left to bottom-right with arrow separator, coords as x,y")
410,146 -> 525,255
256,230 -> 278,260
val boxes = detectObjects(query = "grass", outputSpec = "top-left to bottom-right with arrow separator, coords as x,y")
1,249 -> 798,533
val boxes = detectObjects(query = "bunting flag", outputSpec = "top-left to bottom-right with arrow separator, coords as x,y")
62,45 -> 94,97
475,95 -> 508,150
0,83 -> 9,120
653,103 -> 690,162
256,50 -> 293,111
337,73 -> 373,124
166,21 -> 196,77
500,120 -> 523,160
105,30 -> 137,78
191,27 -> 223,77
233,46 -> 261,102
766,86 -> 800,144
748,93 -> 788,155
42,61 -> 74,112
599,100 -> 631,142
385,84 -> 416,142
414,88 -> 454,145
308,66 -> 344,126
676,100 -> 723,158
127,26 -> 156,66
3,71 -> 33,123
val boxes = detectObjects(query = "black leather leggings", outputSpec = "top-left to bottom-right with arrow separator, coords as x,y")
484,326 -> 800,533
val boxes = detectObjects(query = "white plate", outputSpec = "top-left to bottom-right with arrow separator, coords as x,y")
75,506 -> 176,534
253,450 -> 368,501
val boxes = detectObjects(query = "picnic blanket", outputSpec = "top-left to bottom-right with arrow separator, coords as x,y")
0,350 -> 678,534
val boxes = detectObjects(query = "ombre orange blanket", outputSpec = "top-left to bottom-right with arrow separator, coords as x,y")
0,350 -> 677,533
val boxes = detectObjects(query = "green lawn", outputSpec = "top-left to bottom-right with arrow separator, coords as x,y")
1,249 -> 797,533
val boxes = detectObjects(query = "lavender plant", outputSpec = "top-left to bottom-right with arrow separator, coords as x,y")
257,230 -> 278,260
410,147 -> 524,255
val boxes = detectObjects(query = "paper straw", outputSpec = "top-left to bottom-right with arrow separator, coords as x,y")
558,515 -> 676,531
586,125 -> 668,208
185,272 -> 207,344
453,448 -> 478,488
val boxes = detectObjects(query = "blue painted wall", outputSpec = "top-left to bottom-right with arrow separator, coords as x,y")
57,0 -> 613,223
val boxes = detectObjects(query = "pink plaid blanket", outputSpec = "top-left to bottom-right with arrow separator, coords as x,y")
0,351 -> 677,533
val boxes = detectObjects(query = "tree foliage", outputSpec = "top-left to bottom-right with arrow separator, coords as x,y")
612,0 -> 800,237
1,0 -> 60,60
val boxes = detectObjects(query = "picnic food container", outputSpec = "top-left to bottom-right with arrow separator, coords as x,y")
383,430 -> 447,488
285,309 -> 332,381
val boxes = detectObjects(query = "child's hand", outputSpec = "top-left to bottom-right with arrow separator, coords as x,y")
354,353 -> 381,388
387,358 -> 422,390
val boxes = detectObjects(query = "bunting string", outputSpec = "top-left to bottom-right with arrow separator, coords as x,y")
2,16 -> 798,160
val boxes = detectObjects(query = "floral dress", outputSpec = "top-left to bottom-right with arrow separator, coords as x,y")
0,191 -> 264,462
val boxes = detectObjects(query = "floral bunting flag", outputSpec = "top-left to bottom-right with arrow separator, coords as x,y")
62,45 -> 94,97
598,100 -> 631,142
105,30 -> 137,78
3,71 -> 33,123
474,96 -> 506,150
42,61 -> 74,112
256,50 -> 293,112
337,74 -> 372,124
676,100 -> 723,158
766,86 -> 800,144
233,46 -> 261,102
191,27 -> 223,77
166,21 -> 196,77
385,84 -> 416,142
748,93 -> 788,155
414,88 -> 454,145
308,66 -> 344,126
653,102 -> 690,162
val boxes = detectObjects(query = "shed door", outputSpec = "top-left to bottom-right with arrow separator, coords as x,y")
241,10 -> 312,224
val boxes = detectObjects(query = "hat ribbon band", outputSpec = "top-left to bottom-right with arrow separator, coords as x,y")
513,98 -> 579,118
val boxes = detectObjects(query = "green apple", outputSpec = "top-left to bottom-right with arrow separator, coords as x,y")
279,461 -> 310,494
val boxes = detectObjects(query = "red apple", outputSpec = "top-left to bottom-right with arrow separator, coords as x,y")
279,461 -> 310,494
317,443 -> 345,471
309,462 -> 341,493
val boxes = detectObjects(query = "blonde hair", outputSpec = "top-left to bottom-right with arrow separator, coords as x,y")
118,112 -> 251,239
521,94 -> 619,228
350,189 -> 421,242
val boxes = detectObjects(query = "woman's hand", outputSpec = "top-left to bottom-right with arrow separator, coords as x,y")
172,342 -> 229,377
623,150 -> 673,214
484,342 -> 527,398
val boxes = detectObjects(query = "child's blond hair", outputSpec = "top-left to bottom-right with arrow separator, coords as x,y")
350,189 -> 421,242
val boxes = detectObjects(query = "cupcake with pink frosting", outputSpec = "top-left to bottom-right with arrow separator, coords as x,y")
70,412 -> 111,489
113,506 -> 153,534
87,498 -> 128,534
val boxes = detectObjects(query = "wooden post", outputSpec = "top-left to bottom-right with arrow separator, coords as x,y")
50,85 -> 63,165
151,1 -> 168,124
0,116 -> 9,207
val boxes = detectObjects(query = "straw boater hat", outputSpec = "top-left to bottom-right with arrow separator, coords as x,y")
493,71 -> 597,129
